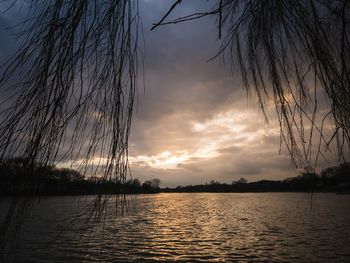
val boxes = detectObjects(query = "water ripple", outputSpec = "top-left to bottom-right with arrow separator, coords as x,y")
1,193 -> 350,262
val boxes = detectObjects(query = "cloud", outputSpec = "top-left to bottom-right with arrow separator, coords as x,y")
128,104 -> 296,186
116,1 -> 304,186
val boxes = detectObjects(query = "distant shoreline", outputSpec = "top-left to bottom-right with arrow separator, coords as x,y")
1,159 -> 350,196
1,190 -> 348,198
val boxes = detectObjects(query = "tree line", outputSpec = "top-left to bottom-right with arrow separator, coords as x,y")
163,164 -> 350,193
0,158 -> 160,196
1,158 -> 349,195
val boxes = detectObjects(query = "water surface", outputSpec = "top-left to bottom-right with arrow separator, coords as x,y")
1,193 -> 350,262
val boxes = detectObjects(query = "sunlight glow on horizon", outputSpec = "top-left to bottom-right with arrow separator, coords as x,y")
129,109 -> 270,169
57,109 -> 275,172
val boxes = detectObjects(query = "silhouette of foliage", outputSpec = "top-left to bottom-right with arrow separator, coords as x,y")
0,0 -> 140,183
163,163 -> 350,193
0,158 -> 160,195
152,0 -> 350,166
150,178 -> 161,189
0,1 -> 141,248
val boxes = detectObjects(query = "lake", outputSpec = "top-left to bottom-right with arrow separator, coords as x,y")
1,193 -> 350,262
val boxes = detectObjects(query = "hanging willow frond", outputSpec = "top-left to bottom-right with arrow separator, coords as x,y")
0,0 -> 140,250
153,0 -> 350,167
0,0 -> 140,181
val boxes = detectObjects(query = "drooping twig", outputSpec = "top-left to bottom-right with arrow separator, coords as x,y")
152,0 -> 350,167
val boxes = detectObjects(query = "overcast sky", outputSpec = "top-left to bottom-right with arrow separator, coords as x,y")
0,0 -> 340,187
126,0 -> 297,186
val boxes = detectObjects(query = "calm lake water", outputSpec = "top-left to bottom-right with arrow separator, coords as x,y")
1,193 -> 350,262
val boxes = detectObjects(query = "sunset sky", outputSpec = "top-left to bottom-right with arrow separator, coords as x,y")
127,0 -> 297,186
0,0 -> 339,187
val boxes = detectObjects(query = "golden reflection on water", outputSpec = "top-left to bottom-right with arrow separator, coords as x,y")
2,193 -> 350,262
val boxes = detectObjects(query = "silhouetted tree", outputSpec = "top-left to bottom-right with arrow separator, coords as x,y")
128,178 -> 141,188
237,178 -> 248,184
150,178 -> 161,189
320,162 -> 350,188
56,168 -> 85,182
142,180 -> 152,188
209,180 -> 220,185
